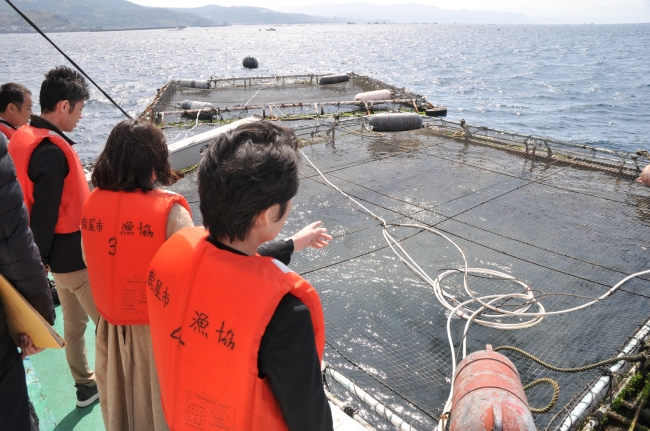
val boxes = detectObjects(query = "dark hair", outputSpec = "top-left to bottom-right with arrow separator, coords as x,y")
0,82 -> 31,112
198,121 -> 300,242
92,119 -> 182,192
39,66 -> 90,114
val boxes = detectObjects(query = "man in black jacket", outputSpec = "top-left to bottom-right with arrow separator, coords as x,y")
0,132 -> 56,430
9,66 -> 99,408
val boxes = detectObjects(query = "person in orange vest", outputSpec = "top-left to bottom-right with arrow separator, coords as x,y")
83,119 -> 332,431
147,121 -> 333,431
8,66 -> 99,408
82,119 -> 192,431
0,82 -> 33,141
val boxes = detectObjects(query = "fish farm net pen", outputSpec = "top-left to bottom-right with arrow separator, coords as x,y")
141,73 -> 432,127
165,114 -> 650,430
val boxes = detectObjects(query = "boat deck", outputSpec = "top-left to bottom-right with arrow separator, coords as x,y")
27,298 -> 102,430
25,300 -> 368,430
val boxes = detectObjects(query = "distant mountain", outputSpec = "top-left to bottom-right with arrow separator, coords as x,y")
0,0 -> 211,30
170,5 -> 344,25
274,3 -> 549,24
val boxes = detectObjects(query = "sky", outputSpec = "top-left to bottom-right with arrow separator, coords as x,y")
130,0 -> 649,14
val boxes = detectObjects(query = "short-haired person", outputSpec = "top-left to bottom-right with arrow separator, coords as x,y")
0,82 -> 33,140
8,66 -> 100,407
0,132 -> 55,430
147,121 -> 334,431
83,119 -> 331,430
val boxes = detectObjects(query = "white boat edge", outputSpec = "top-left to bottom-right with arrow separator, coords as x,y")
85,116 -> 261,186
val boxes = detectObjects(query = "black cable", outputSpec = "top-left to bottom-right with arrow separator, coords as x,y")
4,0 -> 133,120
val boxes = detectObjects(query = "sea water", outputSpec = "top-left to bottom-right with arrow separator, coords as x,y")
1,23 -> 649,156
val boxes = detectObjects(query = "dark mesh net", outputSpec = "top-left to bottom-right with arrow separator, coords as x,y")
166,113 -> 650,430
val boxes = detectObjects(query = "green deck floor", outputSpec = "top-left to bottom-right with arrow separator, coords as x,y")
25,301 -> 103,431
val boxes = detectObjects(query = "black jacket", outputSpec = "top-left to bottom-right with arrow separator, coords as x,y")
0,133 -> 55,359
26,116 -> 85,273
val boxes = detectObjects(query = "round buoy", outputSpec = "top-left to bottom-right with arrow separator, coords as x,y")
426,106 -> 447,117
369,113 -> 422,132
319,74 -> 350,85
243,56 -> 258,69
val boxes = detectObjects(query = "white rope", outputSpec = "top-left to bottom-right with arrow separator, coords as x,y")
168,107 -> 205,144
244,76 -> 277,106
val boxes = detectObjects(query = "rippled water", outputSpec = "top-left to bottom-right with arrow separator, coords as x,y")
1,23 -> 649,158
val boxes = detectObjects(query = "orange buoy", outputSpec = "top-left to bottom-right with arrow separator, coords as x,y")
449,345 -> 536,431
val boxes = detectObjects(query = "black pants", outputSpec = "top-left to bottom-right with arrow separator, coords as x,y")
0,329 -> 32,431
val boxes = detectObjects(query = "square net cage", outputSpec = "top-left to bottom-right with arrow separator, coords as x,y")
141,73 -> 437,129
166,114 -> 650,430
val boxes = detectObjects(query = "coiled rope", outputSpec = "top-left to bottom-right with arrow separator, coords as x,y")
523,378 -> 560,413
494,345 -> 649,415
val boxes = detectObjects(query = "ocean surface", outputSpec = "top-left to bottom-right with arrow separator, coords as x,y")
1,23 -> 649,158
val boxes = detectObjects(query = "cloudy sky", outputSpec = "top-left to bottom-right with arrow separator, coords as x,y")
130,0 -> 648,14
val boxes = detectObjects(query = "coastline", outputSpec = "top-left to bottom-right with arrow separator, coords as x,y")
1,26 -> 186,34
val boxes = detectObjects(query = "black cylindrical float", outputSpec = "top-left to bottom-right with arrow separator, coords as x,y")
319,74 -> 350,85
178,79 -> 211,89
242,56 -> 258,69
369,113 -> 423,132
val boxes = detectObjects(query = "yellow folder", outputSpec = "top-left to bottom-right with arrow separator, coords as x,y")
0,273 -> 65,349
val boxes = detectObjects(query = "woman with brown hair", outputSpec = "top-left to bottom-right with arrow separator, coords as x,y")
82,119 -> 331,431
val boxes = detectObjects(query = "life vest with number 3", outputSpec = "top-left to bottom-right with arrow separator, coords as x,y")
147,226 -> 325,431
82,188 -> 191,325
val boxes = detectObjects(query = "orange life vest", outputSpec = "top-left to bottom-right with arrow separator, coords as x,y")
8,124 -> 89,234
0,120 -> 16,140
82,188 -> 191,325
147,227 -> 325,431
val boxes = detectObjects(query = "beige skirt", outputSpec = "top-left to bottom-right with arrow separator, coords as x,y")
95,317 -> 169,431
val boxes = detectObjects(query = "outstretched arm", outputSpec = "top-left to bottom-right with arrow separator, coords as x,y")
289,221 -> 333,252
258,221 -> 333,265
